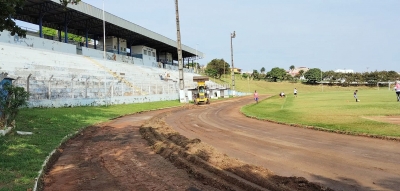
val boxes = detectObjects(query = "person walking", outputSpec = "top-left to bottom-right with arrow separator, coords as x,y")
294,88 -> 298,97
395,81 -> 400,102
254,90 -> 259,103
354,90 -> 360,102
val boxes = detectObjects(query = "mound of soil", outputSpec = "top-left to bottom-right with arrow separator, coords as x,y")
140,111 -> 334,191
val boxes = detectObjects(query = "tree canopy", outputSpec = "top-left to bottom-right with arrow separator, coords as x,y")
205,59 -> 230,79
304,68 -> 322,83
0,0 -> 81,37
43,26 -> 88,42
266,67 -> 286,82
0,0 -> 26,36
260,67 -> 265,74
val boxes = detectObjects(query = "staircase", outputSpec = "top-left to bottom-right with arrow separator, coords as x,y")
84,56 -> 145,95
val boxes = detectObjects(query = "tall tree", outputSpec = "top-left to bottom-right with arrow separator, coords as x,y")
205,59 -> 229,79
289,65 -> 295,71
0,0 -> 81,37
304,68 -> 322,83
266,67 -> 286,82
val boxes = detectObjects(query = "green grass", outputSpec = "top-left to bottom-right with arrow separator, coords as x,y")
0,101 -> 181,191
242,89 -> 400,137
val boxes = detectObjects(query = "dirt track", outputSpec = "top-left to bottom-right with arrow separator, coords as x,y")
43,96 -> 400,191
165,97 -> 400,191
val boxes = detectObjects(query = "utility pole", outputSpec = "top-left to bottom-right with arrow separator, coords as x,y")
102,0 -> 106,60
175,0 -> 185,102
175,0 -> 184,90
230,31 -> 236,95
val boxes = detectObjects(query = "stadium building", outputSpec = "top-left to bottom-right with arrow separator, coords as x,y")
0,0 -> 237,107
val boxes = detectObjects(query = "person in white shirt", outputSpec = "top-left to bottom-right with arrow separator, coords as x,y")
294,88 -> 298,97
395,79 -> 400,102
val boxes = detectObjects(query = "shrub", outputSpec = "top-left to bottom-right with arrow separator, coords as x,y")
0,82 -> 29,128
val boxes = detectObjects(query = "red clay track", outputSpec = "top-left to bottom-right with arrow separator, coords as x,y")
43,96 -> 400,191
165,96 -> 400,191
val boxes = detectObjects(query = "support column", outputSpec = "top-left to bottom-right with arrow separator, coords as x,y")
85,29 -> 89,48
39,13 -> 43,38
117,37 -> 120,54
94,36 -> 97,49
38,4 -> 43,38
58,25 -> 61,42
64,12 -> 68,43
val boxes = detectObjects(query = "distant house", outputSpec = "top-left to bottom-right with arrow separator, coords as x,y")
335,69 -> 354,73
231,68 -> 242,74
288,67 -> 309,77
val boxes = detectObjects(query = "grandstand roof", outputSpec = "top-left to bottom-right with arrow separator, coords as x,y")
15,0 -> 204,60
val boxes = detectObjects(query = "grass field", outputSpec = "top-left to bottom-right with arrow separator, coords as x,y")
0,101 -> 181,191
231,77 -> 400,137
242,89 -> 400,137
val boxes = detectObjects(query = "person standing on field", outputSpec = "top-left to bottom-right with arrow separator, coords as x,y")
254,90 -> 259,103
395,80 -> 400,102
354,90 -> 359,102
294,88 -> 298,97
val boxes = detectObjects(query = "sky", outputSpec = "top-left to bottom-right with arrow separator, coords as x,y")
17,0 -> 400,73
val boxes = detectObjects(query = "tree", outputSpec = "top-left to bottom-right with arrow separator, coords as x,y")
304,68 -> 322,84
0,82 -> 29,128
0,0 -> 81,37
43,27 -> 88,42
0,0 -> 26,36
266,67 -> 286,82
204,68 -> 218,78
289,65 -> 295,71
242,73 -> 249,79
260,67 -> 265,74
59,0 -> 81,7
205,59 -> 230,79
298,70 -> 305,77
252,70 -> 260,80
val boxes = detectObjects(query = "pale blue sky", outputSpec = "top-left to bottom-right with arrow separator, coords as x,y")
18,1 -> 400,72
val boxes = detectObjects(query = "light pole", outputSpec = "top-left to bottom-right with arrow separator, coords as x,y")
195,44 -> 198,73
102,0 -> 106,60
230,31 -> 236,95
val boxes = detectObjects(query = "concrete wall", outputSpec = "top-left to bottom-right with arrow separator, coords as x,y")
28,94 -> 179,108
0,30 -> 76,54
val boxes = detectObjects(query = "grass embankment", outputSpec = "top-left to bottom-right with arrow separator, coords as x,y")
0,101 -> 181,191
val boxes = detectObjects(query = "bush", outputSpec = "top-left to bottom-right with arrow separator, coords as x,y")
0,82 -> 29,128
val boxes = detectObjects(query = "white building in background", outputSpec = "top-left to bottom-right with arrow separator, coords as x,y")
335,69 -> 354,73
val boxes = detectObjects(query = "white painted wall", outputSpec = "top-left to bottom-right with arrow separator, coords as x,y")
0,30 -> 76,54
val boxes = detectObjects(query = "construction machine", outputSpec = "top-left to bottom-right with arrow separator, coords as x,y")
192,76 -> 210,105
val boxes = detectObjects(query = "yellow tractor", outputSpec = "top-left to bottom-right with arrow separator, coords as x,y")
192,76 -> 210,105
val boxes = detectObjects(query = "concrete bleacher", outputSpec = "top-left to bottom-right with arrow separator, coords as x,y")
0,42 -> 183,107
0,29 -> 235,107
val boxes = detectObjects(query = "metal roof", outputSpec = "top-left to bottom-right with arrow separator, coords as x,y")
15,0 -> 204,60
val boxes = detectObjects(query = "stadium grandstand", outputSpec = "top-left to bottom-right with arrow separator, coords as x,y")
0,0 -> 238,108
